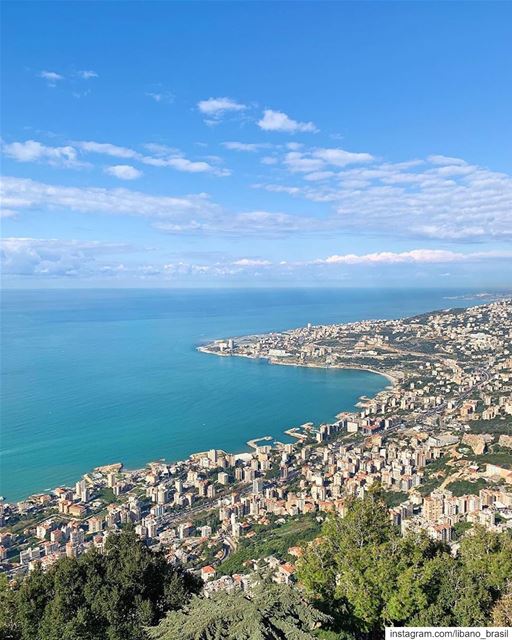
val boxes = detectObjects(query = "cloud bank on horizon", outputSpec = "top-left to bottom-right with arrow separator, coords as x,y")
1,1 -> 511,287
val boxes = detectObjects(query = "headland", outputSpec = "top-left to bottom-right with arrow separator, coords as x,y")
2,299 -> 511,585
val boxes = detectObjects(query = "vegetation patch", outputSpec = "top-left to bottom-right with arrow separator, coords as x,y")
445,478 -> 488,496
382,491 -> 409,508
469,417 -> 512,435
0,527 -> 201,640
418,455 -> 451,495
470,451 -> 512,470
217,514 -> 321,576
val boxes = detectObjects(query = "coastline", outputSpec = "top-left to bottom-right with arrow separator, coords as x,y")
7,346 -> 390,504
9,295 -> 510,504
6,290 -> 504,504
197,344 -> 398,387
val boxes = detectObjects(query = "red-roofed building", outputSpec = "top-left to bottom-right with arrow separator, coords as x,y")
201,565 -> 216,581
275,562 -> 296,585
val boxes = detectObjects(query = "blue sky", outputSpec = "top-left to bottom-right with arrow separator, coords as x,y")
1,1 -> 511,288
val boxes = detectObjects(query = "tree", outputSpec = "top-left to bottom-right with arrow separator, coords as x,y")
383,544 -> 459,627
8,527 -> 201,640
15,563 -> 53,640
394,553 -> 459,627
454,526 -> 512,626
297,491 -> 396,626
491,592 -> 512,626
0,574 -> 21,640
297,492 -> 512,637
298,492 -> 402,635
149,582 -> 331,640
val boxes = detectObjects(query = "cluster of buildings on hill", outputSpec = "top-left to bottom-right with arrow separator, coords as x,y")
1,299 -> 511,591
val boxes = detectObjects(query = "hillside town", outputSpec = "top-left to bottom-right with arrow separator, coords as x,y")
1,299 -> 511,595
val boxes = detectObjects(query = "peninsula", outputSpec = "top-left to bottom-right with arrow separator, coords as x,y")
1,299 -> 511,593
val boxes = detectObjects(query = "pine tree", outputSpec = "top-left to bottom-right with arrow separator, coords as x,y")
149,582 -> 331,640
297,492 -> 512,636
7,527 -> 201,640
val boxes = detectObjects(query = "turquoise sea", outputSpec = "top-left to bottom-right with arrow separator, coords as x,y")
1,288 -> 483,501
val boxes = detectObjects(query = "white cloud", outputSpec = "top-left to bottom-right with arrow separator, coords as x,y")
282,148 -> 374,173
428,154 -> 467,166
316,250 -> 460,265
1,237 -> 131,277
255,154 -> 512,241
142,154 -> 230,176
4,138 -> 230,176
0,177 -> 217,225
2,238 -> 262,280
222,141 -> 272,152
283,149 -> 374,172
3,145 -> 511,243
105,165 -> 142,180
143,143 -> 180,156
257,109 -> 318,133
252,183 -> 302,196
284,152 -> 325,173
312,249 -> 512,266
146,91 -> 174,103
152,209 -> 316,235
313,148 -> 374,166
197,97 -> 247,119
4,237 -> 509,282
39,70 -> 64,85
2,140 -> 87,168
232,258 -> 272,266
227,211 -> 316,234
78,70 -> 98,79
432,165 -> 475,177
76,140 -> 138,159
303,171 -> 335,181
74,139 -> 230,176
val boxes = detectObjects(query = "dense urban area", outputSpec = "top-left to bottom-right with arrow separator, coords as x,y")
1,299 -> 512,639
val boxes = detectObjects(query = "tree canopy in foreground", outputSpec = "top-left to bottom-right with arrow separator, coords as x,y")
149,582 -> 330,640
2,494 -> 511,640
0,527 -> 201,640
297,491 -> 512,637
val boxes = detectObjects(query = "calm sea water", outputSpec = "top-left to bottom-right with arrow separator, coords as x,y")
1,288 -> 481,501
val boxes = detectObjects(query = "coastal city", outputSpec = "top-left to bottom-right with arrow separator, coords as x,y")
1,299 -> 511,595
2,0 -> 511,635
